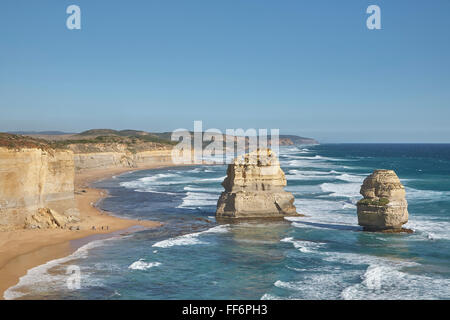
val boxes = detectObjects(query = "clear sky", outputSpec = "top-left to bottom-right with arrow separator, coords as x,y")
0,0 -> 449,142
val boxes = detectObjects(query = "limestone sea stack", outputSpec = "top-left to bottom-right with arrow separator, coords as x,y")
357,169 -> 411,232
216,149 -> 298,220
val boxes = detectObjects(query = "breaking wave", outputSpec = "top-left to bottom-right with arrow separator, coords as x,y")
152,225 -> 229,248
128,259 -> 161,270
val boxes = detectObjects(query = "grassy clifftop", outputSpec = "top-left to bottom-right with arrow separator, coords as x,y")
0,131 -> 175,154
0,133 -> 55,151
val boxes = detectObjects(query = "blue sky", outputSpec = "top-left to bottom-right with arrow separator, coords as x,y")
0,0 -> 449,142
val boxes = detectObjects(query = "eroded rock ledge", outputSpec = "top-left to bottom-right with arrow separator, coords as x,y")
216,149 -> 299,220
357,169 -> 412,233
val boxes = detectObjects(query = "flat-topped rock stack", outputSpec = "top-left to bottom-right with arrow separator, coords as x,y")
357,169 -> 412,233
216,149 -> 299,220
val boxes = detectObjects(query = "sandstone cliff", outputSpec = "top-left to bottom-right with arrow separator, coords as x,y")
357,170 -> 409,232
49,131 -> 174,172
71,146 -> 173,171
0,145 -> 78,229
216,149 -> 298,220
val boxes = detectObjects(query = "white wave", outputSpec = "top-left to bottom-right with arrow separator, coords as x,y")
270,250 -> 426,300
341,264 -> 450,300
282,154 -> 317,160
197,176 -> 226,182
285,170 -> 335,181
4,237 -> 118,300
335,174 -> 365,183
404,217 -> 450,241
177,191 -> 219,209
280,237 -> 325,253
152,234 -> 206,248
320,182 -> 361,198
285,170 -> 365,184
279,146 -> 302,154
120,173 -> 181,188
290,170 -> 332,176
260,293 -> 284,300
289,198 -> 358,227
405,187 -> 450,203
128,259 -> 161,270
342,202 -> 356,209
283,159 -> 338,169
122,171 -> 225,195
274,280 -> 300,290
134,187 -> 177,195
322,250 -> 419,268
184,167 -> 212,173
183,185 -> 223,193
152,225 -> 229,248
272,271 -> 360,300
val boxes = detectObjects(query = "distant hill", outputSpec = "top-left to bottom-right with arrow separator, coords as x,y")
8,131 -> 74,135
5,129 -> 318,147
279,135 -> 318,145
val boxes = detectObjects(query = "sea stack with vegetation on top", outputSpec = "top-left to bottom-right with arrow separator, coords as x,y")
357,169 -> 412,233
216,148 -> 299,220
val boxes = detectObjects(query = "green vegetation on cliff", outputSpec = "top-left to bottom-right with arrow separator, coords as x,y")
0,133 -> 55,151
0,131 -> 176,154
1,129 -> 318,154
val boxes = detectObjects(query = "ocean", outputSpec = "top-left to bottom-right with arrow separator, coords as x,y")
5,144 -> 450,300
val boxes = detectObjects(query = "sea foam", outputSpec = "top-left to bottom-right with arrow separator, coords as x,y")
152,225 -> 229,248
128,259 -> 161,270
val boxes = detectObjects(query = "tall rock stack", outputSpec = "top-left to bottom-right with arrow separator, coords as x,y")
357,169 -> 411,232
216,149 -> 298,220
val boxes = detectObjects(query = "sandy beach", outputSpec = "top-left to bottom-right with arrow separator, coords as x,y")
0,164 -> 175,299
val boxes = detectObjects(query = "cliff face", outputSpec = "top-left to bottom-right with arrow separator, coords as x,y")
0,136 -> 173,229
0,147 -> 78,229
357,170 -> 409,231
70,143 -> 173,171
216,149 -> 298,219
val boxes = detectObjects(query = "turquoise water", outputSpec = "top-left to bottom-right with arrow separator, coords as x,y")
6,144 -> 450,299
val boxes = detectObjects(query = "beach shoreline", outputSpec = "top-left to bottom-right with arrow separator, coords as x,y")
0,163 -> 176,300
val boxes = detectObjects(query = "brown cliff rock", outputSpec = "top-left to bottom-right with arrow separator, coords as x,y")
357,170 -> 410,232
0,146 -> 79,228
216,149 -> 298,220
24,207 -> 79,229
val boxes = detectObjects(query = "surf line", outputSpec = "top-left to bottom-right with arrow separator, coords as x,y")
182,304 -> 216,318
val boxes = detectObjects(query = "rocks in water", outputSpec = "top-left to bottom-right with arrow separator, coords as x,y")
357,169 -> 410,232
216,149 -> 299,220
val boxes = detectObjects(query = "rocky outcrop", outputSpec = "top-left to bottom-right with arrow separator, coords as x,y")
216,149 -> 298,220
0,147 -> 79,228
357,170 -> 410,232
24,208 -> 80,229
